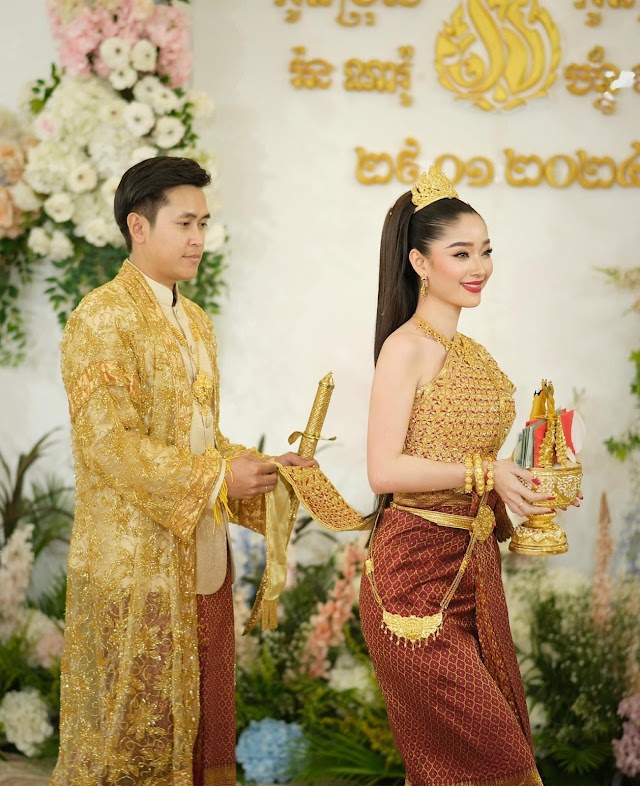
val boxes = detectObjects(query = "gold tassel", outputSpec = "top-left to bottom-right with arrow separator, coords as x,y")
212,462 -> 233,528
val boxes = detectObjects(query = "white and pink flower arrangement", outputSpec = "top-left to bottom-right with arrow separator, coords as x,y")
0,0 -> 226,366
0,525 -> 64,758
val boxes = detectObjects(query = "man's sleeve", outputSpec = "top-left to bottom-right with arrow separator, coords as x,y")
61,301 -> 222,541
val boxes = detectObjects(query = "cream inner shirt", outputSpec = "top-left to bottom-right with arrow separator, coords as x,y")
142,272 -> 232,595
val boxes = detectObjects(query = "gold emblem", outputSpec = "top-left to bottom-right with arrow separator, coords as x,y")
435,0 -> 562,111
474,504 -> 496,542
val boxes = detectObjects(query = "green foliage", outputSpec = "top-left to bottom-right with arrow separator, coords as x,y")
33,572 -> 68,622
236,644 -> 298,729
29,63 -> 62,116
603,268 -> 640,462
0,234 -> 40,366
0,431 -> 72,547
520,579 -> 640,782
292,728 -> 404,786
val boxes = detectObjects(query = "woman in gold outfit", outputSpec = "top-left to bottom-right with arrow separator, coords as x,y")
359,167 -> 551,786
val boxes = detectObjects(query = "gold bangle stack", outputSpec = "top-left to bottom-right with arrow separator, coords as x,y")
486,459 -> 495,492
464,456 -> 473,494
473,454 -> 485,495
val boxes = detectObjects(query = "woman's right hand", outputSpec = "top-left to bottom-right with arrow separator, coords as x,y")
492,459 -> 554,518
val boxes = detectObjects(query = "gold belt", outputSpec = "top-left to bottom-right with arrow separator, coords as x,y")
390,501 -> 496,543
365,496 -> 496,647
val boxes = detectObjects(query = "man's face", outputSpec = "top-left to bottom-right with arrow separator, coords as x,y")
133,185 -> 210,288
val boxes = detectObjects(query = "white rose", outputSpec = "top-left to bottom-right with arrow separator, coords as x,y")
131,39 -> 157,72
151,86 -> 181,115
10,181 -> 41,212
99,37 -> 131,69
133,75 -> 162,105
27,227 -> 51,256
100,100 -> 126,124
123,101 -> 155,138
100,176 -> 120,206
185,89 -> 215,120
48,230 -> 74,262
204,222 -> 225,253
43,192 -> 74,223
128,145 -> 157,167
84,217 -> 111,247
67,163 -> 98,194
154,117 -> 185,149
109,66 -> 138,92
0,689 -> 53,758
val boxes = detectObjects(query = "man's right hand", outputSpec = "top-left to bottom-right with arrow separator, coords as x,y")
226,453 -> 279,500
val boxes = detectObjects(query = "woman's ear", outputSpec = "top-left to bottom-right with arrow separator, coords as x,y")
408,248 -> 427,278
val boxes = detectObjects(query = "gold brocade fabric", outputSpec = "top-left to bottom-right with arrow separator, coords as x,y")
403,332 -> 515,466
52,261 -> 266,786
396,332 -> 516,536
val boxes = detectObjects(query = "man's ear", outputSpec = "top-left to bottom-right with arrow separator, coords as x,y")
127,212 -> 148,245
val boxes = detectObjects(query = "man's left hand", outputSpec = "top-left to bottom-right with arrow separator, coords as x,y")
276,452 -> 318,468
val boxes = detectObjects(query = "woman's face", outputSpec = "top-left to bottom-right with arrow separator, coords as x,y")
417,212 -> 493,309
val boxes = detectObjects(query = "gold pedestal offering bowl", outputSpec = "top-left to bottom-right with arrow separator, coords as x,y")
509,463 -> 582,556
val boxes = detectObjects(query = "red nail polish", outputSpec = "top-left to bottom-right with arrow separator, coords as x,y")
532,478 -> 541,486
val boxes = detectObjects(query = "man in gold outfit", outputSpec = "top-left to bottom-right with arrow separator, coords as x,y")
51,156 -> 314,786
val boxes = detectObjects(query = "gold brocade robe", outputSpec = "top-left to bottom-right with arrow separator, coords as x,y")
52,261 -> 266,786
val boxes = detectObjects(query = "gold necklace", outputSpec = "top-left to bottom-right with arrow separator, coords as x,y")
170,320 -> 213,418
413,315 -> 455,351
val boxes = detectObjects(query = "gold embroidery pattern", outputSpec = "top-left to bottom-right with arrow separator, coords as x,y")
53,261 -> 258,786
203,764 -> 237,785
278,465 -> 370,531
407,769 -> 543,786
66,360 -> 141,421
404,332 -> 515,469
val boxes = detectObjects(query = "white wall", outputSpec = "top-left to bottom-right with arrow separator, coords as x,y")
1,1 -> 638,574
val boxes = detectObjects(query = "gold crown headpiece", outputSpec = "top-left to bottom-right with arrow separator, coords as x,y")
411,165 -> 459,212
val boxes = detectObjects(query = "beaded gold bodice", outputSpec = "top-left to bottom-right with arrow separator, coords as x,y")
403,331 -> 516,464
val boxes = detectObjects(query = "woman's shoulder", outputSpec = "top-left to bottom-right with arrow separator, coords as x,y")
379,322 -> 443,367
378,321 -> 447,389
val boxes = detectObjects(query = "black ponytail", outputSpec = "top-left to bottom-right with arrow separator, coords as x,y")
373,193 -> 480,364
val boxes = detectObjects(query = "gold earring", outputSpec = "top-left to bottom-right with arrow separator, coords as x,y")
420,278 -> 428,299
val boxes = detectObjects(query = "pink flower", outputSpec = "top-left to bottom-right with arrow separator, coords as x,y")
299,539 -> 367,678
614,694 -> 640,777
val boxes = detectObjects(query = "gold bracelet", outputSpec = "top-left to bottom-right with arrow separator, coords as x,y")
464,456 -> 473,494
473,453 -> 485,495
485,458 -> 495,493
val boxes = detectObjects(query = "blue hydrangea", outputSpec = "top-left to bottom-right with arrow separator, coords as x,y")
236,718 -> 306,783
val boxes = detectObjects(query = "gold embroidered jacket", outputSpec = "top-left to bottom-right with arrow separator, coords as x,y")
52,261 -> 265,786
